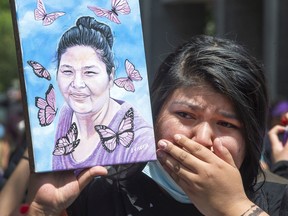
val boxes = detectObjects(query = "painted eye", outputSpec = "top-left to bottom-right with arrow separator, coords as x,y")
85,71 -> 97,74
62,70 -> 73,75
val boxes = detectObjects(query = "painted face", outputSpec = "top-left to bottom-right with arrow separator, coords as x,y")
155,85 -> 245,168
57,45 -> 113,114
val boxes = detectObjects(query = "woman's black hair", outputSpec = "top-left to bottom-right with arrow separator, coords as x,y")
151,35 -> 268,191
56,16 -> 114,75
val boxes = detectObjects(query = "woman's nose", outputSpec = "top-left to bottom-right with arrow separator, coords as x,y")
72,74 -> 86,88
191,122 -> 214,148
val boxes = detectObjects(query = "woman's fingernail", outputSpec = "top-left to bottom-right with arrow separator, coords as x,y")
158,140 -> 167,149
174,134 -> 181,141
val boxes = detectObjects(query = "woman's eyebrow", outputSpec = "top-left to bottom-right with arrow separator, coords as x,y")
218,110 -> 239,120
59,64 -> 73,69
172,101 -> 239,120
172,101 -> 204,111
82,65 -> 97,69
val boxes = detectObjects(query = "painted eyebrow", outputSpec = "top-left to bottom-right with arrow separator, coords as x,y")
59,64 -> 73,69
83,65 -> 98,70
59,65 -> 98,70
172,101 -> 239,120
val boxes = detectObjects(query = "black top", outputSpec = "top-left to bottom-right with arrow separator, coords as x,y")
67,164 -> 288,216
271,161 -> 288,179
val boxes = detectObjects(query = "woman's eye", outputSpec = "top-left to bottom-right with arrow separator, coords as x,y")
176,112 -> 193,119
62,70 -> 73,75
85,71 -> 97,75
218,121 -> 238,129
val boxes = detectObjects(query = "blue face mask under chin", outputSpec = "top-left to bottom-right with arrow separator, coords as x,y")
142,161 -> 191,204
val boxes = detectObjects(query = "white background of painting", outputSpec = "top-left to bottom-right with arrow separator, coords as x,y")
13,0 -> 153,172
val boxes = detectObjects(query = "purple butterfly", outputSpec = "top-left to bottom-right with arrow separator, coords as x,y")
27,60 -> 51,80
35,84 -> 57,127
88,0 -> 131,24
34,0 -> 65,26
53,122 -> 80,156
95,107 -> 134,153
114,59 -> 143,92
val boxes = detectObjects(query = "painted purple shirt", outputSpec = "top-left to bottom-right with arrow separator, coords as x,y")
52,99 -> 156,171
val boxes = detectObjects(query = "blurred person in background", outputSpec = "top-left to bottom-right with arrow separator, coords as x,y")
261,100 -> 288,170
0,147 -> 30,216
0,123 -> 10,181
266,111 -> 288,179
0,80 -> 29,215
0,80 -> 27,189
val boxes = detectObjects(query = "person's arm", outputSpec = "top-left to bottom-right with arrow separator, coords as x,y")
0,148 -> 30,216
0,138 -> 10,172
157,134 -> 269,216
270,161 -> 288,179
26,166 -> 108,216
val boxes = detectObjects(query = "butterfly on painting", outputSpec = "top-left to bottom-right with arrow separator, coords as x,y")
88,0 -> 131,24
114,59 -> 143,92
95,107 -> 134,153
34,0 -> 65,26
53,122 -> 80,156
27,60 -> 51,80
35,84 -> 57,127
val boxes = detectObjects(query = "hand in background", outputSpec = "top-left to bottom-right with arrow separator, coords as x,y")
268,112 -> 288,163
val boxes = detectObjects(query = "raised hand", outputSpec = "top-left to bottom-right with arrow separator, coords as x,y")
27,166 -> 107,215
268,124 -> 288,163
156,134 -> 267,216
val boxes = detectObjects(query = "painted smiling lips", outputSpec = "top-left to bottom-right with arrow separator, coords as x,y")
70,92 -> 89,101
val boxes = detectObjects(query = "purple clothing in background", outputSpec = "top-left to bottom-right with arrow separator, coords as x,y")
53,100 -> 156,171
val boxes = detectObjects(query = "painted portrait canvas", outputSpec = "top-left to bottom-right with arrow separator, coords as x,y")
10,0 -> 157,173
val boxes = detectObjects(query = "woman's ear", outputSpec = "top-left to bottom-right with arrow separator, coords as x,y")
109,67 -> 115,87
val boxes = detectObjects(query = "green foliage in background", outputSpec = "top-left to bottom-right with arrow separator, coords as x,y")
0,0 -> 19,93
0,0 -> 10,8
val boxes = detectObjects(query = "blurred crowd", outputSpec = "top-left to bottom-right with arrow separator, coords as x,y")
0,79 -> 27,189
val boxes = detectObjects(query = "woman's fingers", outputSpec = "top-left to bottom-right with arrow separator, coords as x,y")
213,138 -> 237,168
158,150 -> 193,183
157,135 -> 238,179
157,138 -> 205,172
156,134 -> 246,214
173,134 -> 216,163
77,166 -> 108,191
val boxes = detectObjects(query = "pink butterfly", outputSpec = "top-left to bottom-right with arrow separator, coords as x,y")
114,59 -> 143,92
95,107 -> 134,153
53,122 -> 80,156
88,0 -> 131,24
34,0 -> 65,26
27,60 -> 51,80
35,84 -> 57,126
